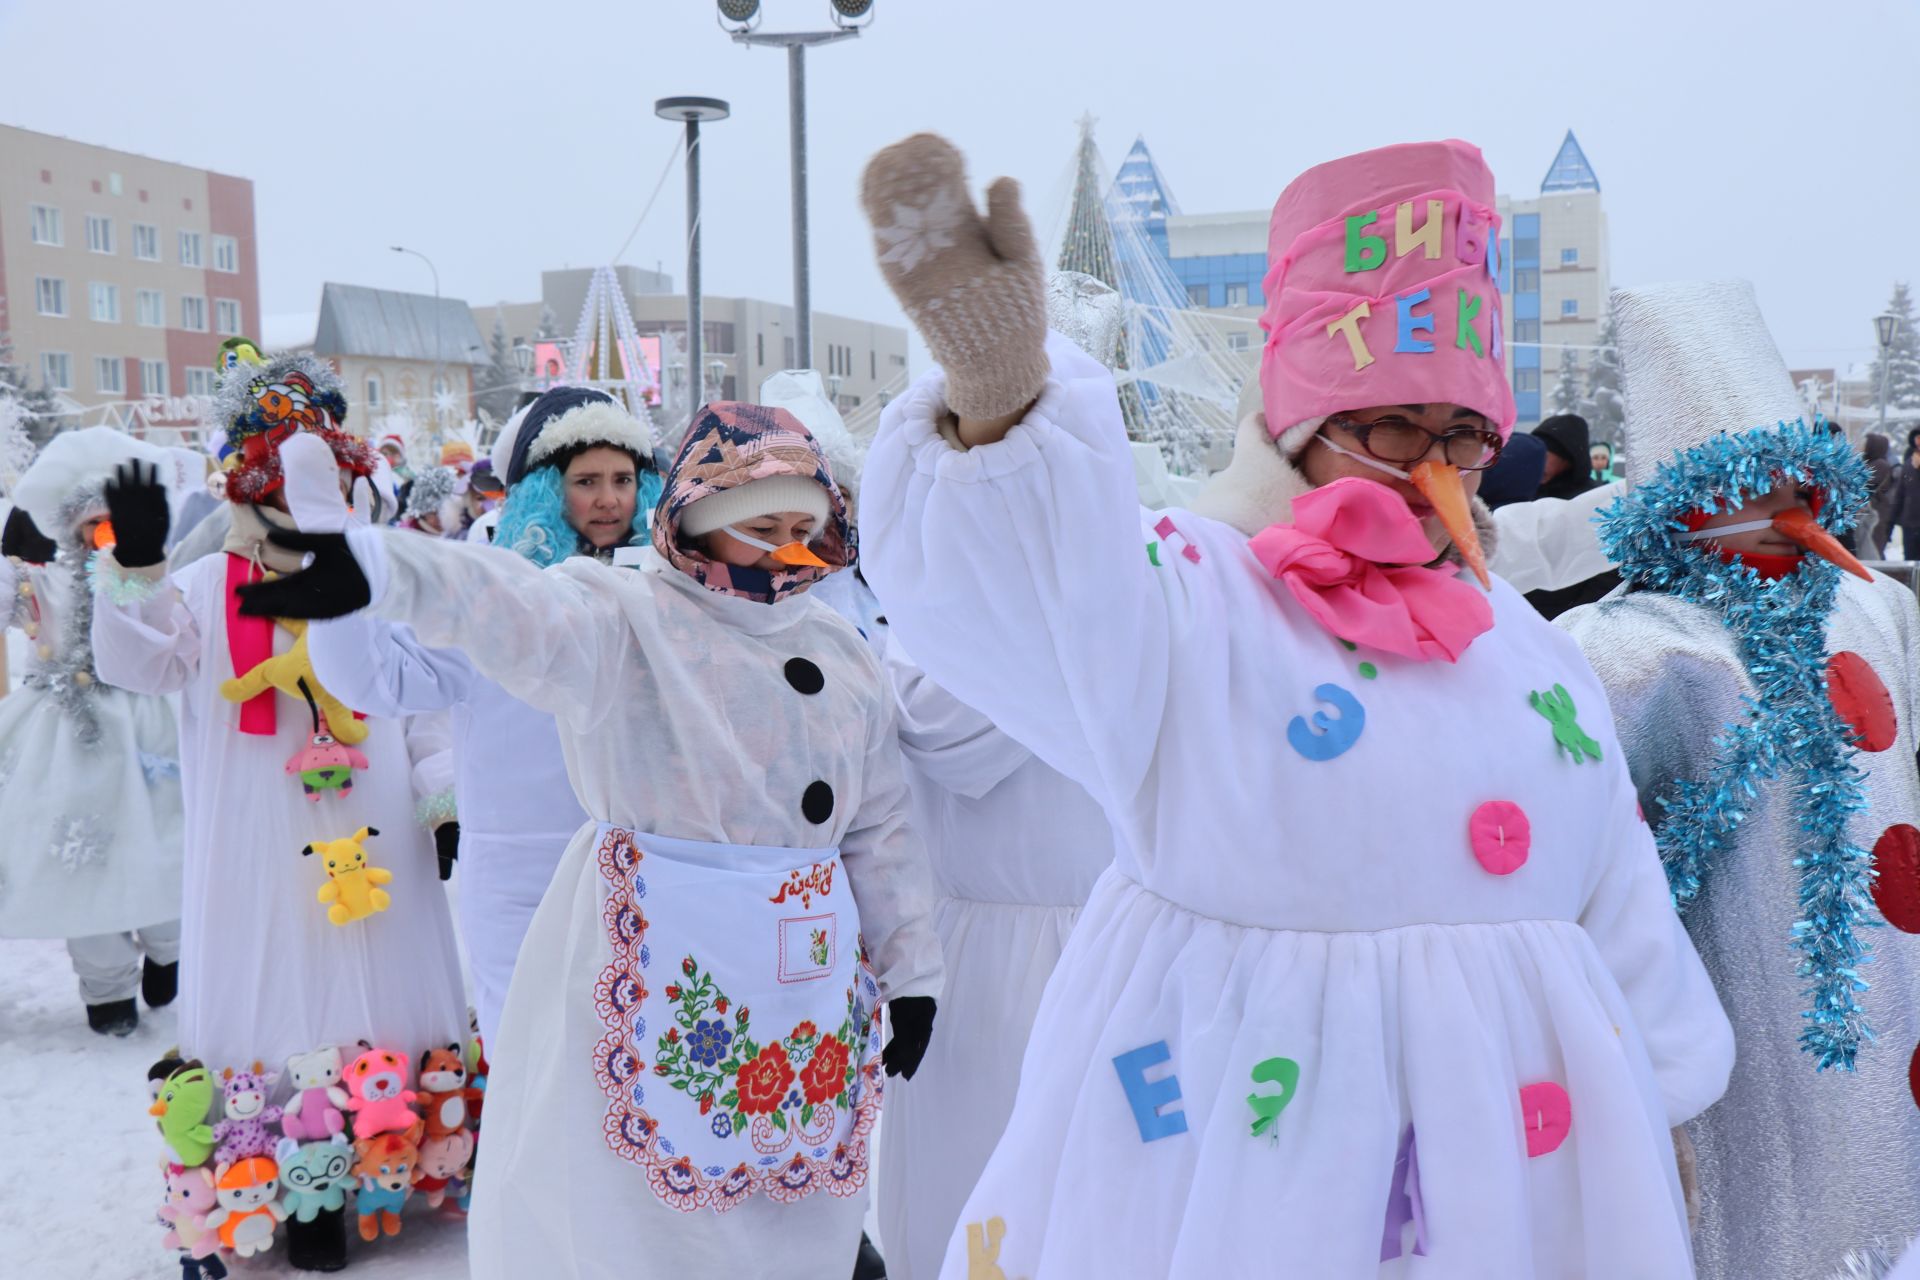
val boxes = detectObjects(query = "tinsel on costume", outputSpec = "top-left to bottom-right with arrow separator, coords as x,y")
18,485 -> 115,748
86,551 -> 165,606
1597,418 -> 1876,1070
211,352 -> 373,504
415,788 -> 457,829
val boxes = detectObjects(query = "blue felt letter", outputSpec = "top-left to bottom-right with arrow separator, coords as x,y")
1394,289 -> 1435,354
1112,1041 -> 1188,1142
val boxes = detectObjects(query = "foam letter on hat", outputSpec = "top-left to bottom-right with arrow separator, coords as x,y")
1455,289 -> 1485,358
1326,302 -> 1376,372
1394,289 -> 1436,355
1395,200 -> 1444,261
1112,1041 -> 1188,1142
1345,211 -> 1388,273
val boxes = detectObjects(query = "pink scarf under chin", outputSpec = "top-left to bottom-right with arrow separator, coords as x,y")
1248,477 -> 1493,663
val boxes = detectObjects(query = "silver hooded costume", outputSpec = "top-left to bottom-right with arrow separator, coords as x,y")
1560,281 -> 1920,1279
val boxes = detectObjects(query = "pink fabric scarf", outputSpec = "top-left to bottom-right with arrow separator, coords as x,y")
224,553 -> 277,734
1248,477 -> 1492,662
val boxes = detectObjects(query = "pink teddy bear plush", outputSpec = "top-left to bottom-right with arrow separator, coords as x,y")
344,1046 -> 420,1138
157,1163 -> 221,1260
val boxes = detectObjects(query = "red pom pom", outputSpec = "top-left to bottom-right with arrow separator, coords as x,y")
1872,825 -> 1920,934
1827,651 -> 1898,752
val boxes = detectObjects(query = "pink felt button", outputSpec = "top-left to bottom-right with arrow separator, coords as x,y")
1469,801 -> 1531,875
1519,1081 -> 1571,1156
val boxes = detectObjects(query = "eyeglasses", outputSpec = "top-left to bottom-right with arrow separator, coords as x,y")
1324,416 -> 1505,472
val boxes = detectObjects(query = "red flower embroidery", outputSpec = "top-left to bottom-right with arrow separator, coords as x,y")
714,997 -> 728,1014
735,1045 -> 795,1116
700,1092 -> 714,1115
654,1064 -> 671,1076
666,1027 -> 679,1044
800,1034 -> 851,1105
665,985 -> 682,1001
792,1021 -> 819,1042
682,956 -> 697,977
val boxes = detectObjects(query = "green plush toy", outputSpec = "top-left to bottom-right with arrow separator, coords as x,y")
149,1065 -> 217,1166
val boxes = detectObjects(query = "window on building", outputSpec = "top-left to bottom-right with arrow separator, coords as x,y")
180,295 -> 207,331
365,375 -> 382,408
94,355 -> 125,394
132,223 -> 160,261
1561,298 -> 1579,317
31,205 -> 63,246
1513,268 -> 1540,294
1187,283 -> 1210,307
1227,331 -> 1251,351
1513,318 -> 1541,344
890,353 -> 906,367
140,359 -> 168,396
215,298 -> 242,335
89,282 -> 120,323
703,322 -> 735,355
85,214 -> 114,254
185,367 -> 217,396
212,235 -> 239,273
136,289 -> 164,327
35,277 -> 67,317
178,230 -> 203,267
41,352 -> 71,390
1513,213 -> 1540,265
1514,369 -> 1541,393
1560,247 -> 1579,266
756,333 -> 764,366
1224,282 -> 1248,307
783,336 -> 796,367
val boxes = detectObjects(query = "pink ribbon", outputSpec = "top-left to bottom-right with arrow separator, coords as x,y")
1248,477 -> 1492,663
225,553 -> 277,735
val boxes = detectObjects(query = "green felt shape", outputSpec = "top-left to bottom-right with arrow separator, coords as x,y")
1359,662 -> 1378,679
1345,211 -> 1387,272
1529,683 -> 1603,763
1247,1055 -> 1301,1137
1339,639 -> 1358,651
1146,541 -> 1162,567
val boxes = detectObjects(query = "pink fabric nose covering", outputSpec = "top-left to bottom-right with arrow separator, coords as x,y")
1258,140 -> 1517,441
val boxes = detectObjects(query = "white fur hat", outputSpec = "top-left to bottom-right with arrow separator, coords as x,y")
12,426 -> 170,537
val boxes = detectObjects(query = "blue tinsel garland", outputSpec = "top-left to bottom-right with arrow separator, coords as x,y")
1596,419 -> 1877,1070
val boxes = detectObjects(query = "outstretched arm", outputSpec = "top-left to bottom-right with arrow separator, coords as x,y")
90,461 -> 202,696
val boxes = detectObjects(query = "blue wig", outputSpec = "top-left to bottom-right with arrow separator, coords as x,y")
492,462 -> 664,567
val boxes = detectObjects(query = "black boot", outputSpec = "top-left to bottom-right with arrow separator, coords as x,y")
286,1206 -> 350,1272
143,957 -> 179,1009
86,998 -> 139,1036
853,1232 -> 886,1280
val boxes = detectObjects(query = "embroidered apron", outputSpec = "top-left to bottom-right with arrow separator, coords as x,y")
589,825 -> 884,1214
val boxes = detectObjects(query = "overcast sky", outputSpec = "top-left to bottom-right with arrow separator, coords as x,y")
3,0 -> 1913,374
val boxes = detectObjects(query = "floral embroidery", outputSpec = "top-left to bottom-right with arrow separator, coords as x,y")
809,927 -> 830,968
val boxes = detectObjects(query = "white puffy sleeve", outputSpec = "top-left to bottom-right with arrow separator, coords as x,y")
404,710 -> 458,828
883,640 -> 1030,801
90,554 -> 204,697
860,332 -> 1170,807
351,527 -> 628,730
839,685 -> 942,1003
307,613 -> 478,720
1577,764 -> 1735,1125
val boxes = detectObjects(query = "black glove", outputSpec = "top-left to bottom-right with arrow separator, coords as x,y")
1,507 -> 56,564
434,822 -> 460,881
235,529 -> 371,618
881,996 -> 936,1080
102,461 -> 171,568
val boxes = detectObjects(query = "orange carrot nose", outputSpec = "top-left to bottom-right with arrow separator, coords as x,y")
1773,507 -> 1872,581
1409,460 -> 1490,589
92,519 -> 116,550
769,542 -> 829,569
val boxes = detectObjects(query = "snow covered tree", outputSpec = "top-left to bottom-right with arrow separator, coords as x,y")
0,298 -> 60,449
1549,347 -> 1583,416
1867,281 -> 1920,429
1584,313 -> 1625,446
474,315 -> 522,424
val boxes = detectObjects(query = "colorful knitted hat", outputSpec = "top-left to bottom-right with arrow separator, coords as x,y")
210,351 -> 372,505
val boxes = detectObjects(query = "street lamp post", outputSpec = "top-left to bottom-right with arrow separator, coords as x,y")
391,245 -> 446,426
724,6 -> 870,373
1876,311 -> 1900,439
655,96 -> 731,430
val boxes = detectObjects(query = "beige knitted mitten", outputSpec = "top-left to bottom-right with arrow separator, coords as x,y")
860,133 -> 1049,420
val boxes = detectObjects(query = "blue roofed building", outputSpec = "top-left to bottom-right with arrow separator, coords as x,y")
1497,131 -> 1610,429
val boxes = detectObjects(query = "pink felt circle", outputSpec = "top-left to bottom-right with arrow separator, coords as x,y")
1469,801 -> 1531,875
1519,1081 -> 1571,1157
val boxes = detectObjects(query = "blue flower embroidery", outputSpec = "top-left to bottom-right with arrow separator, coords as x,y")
629,1083 -> 646,1106
711,1113 -> 733,1139
639,944 -> 652,968
634,876 -> 648,899
659,1138 -> 675,1156
687,1019 -> 734,1068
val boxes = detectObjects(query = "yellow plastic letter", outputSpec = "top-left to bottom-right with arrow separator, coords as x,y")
1396,199 -> 1445,260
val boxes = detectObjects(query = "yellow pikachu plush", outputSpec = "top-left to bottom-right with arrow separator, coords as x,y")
220,618 -> 369,746
304,826 -> 393,926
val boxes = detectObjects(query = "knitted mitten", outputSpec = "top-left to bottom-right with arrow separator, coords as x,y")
860,133 -> 1048,420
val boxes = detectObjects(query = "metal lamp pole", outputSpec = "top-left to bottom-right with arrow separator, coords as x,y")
655,97 -> 731,429
729,26 -> 859,373
1876,311 -> 1900,438
391,245 -> 444,425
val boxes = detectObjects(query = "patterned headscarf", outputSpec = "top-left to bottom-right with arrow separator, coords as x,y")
652,402 -> 853,604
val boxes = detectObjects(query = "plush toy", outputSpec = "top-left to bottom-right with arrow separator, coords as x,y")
149,1065 -> 218,1167
274,1135 -> 355,1223
467,1036 -> 490,1126
285,728 -> 369,800
344,1045 -> 420,1138
303,826 -> 393,925
158,1163 -> 221,1259
205,1156 -> 287,1258
417,1045 -> 481,1139
352,1127 -> 422,1241
210,1064 -> 283,1165
280,1046 -> 350,1141
412,1128 -> 475,1210
219,618 -> 369,746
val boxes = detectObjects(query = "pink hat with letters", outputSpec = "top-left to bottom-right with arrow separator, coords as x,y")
1258,140 -> 1515,456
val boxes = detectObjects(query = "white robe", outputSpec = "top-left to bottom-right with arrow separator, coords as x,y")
90,550 -> 467,1074
875,643 -> 1113,1280
346,527 -> 943,1279
307,610 -> 588,1048
859,333 -> 1736,1278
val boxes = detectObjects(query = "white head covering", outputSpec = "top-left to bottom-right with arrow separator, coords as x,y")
759,370 -> 865,507
12,426 -> 170,537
